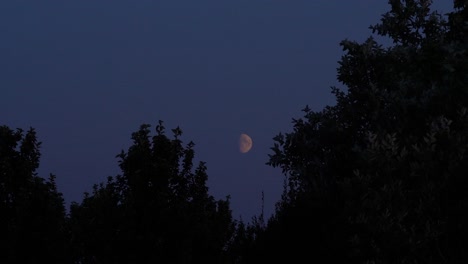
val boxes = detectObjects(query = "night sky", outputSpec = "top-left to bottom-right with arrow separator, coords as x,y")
1,1 -> 453,221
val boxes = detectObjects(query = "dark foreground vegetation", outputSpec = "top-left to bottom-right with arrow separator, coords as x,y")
1,1 -> 467,263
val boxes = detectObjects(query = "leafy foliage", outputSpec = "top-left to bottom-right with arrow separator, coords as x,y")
259,1 -> 467,263
0,126 -> 69,263
70,122 -> 235,263
3,1 -> 467,263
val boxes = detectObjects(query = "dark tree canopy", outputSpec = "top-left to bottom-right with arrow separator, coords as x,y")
2,1 -> 467,263
0,126 -> 69,263
70,121 -> 235,263
250,1 -> 467,263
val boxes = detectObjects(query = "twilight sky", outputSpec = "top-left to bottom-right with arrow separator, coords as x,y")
1,1 -> 453,221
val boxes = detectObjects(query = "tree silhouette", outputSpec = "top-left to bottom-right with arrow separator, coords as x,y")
3,1 -> 467,263
0,126 -> 70,263
253,1 -> 467,263
70,121 -> 235,263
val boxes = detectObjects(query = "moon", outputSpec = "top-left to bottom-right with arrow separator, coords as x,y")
239,133 -> 253,153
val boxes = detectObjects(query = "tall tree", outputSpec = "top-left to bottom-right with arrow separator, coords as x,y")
70,122 -> 235,263
262,1 -> 466,263
0,126 -> 69,263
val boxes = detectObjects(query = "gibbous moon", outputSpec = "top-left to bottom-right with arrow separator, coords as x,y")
239,133 -> 253,153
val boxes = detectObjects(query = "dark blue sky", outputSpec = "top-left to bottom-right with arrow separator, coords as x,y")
1,1 -> 453,220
